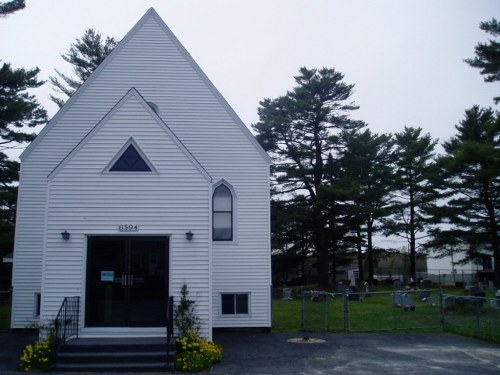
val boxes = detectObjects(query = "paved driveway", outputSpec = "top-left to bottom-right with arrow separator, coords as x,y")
211,332 -> 500,375
1,331 -> 499,374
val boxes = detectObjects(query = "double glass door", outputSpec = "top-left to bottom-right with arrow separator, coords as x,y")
86,236 -> 168,327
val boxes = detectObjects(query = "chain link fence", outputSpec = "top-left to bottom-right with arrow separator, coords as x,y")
301,288 -> 441,332
441,294 -> 500,341
298,288 -> 500,341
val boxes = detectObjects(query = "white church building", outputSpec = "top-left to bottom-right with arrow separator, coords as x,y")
11,8 -> 271,339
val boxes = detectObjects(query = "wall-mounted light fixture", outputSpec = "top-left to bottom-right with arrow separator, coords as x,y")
61,230 -> 71,240
185,231 -> 194,241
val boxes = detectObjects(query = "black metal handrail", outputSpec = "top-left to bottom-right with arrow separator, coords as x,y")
54,296 -> 80,345
166,295 -> 174,366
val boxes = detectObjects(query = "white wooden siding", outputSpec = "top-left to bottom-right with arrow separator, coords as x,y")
13,8 -> 270,331
43,92 -> 212,337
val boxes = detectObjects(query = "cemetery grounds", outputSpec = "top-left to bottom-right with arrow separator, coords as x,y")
273,286 -> 500,343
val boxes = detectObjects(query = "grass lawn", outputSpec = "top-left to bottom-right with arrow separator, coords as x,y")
273,291 -> 441,333
272,287 -> 500,342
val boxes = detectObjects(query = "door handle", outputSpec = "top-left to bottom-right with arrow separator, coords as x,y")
121,274 -> 134,286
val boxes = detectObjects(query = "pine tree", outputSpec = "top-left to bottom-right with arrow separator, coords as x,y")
383,127 -> 441,281
0,63 -> 47,147
0,0 -> 25,16
339,129 -> 395,282
253,67 -> 364,286
464,18 -> 500,103
50,28 -> 118,107
437,106 -> 500,286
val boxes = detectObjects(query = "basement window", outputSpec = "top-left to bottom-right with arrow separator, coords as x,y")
221,293 -> 249,315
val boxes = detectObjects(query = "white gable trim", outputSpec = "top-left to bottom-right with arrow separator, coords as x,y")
21,9 -> 159,161
144,10 -> 272,165
22,8 -> 271,165
48,88 -> 211,182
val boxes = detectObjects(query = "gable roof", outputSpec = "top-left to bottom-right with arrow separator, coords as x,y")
22,8 -> 271,164
48,88 -> 211,182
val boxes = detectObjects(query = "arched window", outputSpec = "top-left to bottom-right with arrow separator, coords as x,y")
213,184 -> 233,241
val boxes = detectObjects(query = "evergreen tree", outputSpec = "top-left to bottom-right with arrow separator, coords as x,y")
437,106 -> 500,285
271,198 -> 313,285
464,18 -> 500,103
253,67 -> 364,286
0,0 -> 25,16
322,155 -> 358,284
383,127 -> 441,281
50,28 -> 118,107
339,129 -> 395,282
0,63 -> 47,147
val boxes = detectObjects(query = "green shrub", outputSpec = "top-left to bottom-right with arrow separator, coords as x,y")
175,331 -> 223,372
174,284 -> 200,337
19,336 -> 55,372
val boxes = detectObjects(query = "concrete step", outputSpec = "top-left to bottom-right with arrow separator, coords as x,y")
55,337 -> 175,372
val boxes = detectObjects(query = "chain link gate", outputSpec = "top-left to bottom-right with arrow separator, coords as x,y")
300,288 -> 442,332
300,290 -> 345,331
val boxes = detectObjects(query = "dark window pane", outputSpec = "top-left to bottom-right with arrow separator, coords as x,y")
221,294 -> 234,314
110,144 -> 151,172
213,185 -> 232,211
235,294 -> 248,314
213,184 -> 233,241
213,212 -> 232,240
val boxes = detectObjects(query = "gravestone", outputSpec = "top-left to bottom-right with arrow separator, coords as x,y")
418,290 -> 431,300
392,292 -> 403,306
282,288 -> 292,300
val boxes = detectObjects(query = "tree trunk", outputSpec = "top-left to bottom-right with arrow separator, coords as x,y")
314,207 -> 330,286
367,216 -> 374,282
316,228 -> 330,286
356,225 -> 364,282
483,184 -> 500,287
330,247 -> 337,285
409,177 -> 417,281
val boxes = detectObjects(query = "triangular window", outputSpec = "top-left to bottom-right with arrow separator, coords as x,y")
110,144 -> 152,172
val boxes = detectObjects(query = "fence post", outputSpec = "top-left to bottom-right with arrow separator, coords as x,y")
393,293 -> 397,330
324,292 -> 329,331
475,299 -> 481,336
343,293 -> 349,331
300,288 -> 305,331
439,288 -> 444,331
76,297 -> 80,339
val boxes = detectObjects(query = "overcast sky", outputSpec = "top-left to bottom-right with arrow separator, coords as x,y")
1,0 -> 498,157
1,0 -> 498,254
